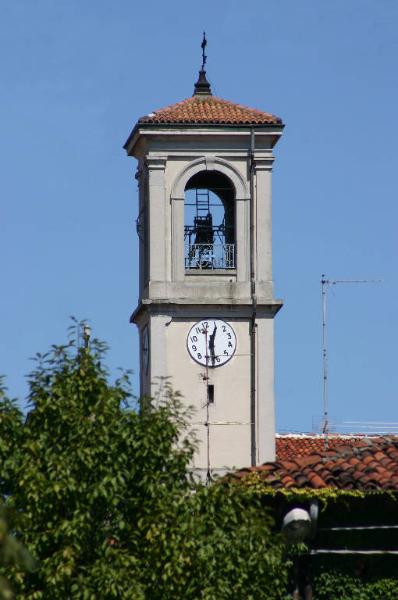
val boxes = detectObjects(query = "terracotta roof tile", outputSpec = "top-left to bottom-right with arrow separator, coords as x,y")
340,461 -> 352,472
277,460 -> 297,472
137,95 -> 282,126
307,473 -> 326,488
374,451 -> 387,461
296,475 -> 309,486
281,475 -> 296,488
233,436 -> 398,492
255,464 -> 274,473
293,454 -> 323,469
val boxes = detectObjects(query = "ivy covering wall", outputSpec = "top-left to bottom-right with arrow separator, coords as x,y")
312,556 -> 398,600
235,478 -> 398,598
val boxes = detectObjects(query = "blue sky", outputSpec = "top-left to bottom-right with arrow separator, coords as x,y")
1,0 -> 397,432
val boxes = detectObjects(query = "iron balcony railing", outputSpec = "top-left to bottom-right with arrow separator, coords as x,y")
185,243 -> 235,270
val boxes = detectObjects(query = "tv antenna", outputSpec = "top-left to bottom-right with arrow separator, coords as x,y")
321,275 -> 382,446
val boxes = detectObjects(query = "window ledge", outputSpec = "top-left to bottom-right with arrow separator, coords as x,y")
185,269 -> 237,277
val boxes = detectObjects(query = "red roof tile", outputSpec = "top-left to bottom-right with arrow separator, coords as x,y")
137,95 -> 282,126
275,434 -> 383,461
234,437 -> 398,492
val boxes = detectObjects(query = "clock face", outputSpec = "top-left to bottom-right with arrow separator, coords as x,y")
186,319 -> 236,368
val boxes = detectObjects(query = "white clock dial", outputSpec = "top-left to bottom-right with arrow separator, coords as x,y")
186,319 -> 236,368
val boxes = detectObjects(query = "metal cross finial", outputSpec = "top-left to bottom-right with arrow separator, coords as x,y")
193,32 -> 212,96
201,32 -> 207,70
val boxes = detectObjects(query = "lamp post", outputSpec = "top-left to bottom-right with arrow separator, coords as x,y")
282,503 -> 318,600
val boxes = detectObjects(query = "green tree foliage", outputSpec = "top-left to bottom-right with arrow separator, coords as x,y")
0,504 -> 36,600
313,569 -> 398,600
0,327 -> 288,599
0,380 -> 36,599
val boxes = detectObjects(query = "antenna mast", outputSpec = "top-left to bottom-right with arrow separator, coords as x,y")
321,275 -> 328,439
321,275 -> 382,447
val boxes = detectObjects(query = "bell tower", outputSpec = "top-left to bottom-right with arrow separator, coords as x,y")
124,41 -> 284,477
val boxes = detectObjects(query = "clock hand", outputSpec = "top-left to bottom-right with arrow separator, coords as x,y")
209,324 -> 217,366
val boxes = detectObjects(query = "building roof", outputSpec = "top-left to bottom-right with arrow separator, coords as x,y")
137,95 -> 283,126
275,434 -> 382,461
234,436 -> 398,491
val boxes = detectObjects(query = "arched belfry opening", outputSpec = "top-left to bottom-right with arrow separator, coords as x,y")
184,171 -> 235,270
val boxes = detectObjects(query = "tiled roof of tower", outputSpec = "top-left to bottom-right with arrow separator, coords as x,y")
138,96 -> 282,126
233,437 -> 398,491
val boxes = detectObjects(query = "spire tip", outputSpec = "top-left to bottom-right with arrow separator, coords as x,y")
194,32 -> 212,96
